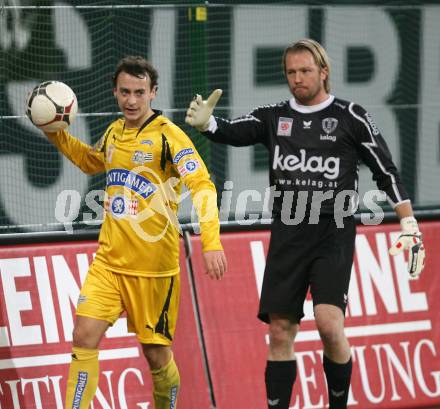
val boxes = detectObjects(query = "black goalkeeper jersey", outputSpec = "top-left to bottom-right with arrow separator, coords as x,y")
204,95 -> 409,217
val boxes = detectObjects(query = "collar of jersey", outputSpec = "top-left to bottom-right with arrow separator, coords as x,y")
120,109 -> 162,140
289,95 -> 334,113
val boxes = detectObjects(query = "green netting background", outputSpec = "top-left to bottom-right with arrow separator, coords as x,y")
1,1 -> 439,232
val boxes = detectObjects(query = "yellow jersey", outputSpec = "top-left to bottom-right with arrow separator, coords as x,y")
48,111 -> 222,277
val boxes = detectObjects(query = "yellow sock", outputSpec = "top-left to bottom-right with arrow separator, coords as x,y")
65,347 -> 99,409
151,354 -> 180,409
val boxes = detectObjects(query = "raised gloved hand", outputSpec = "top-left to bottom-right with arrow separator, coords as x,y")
185,89 -> 222,132
389,216 -> 425,279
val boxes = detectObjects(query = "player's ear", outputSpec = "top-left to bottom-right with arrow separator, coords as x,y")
150,85 -> 158,99
320,66 -> 329,82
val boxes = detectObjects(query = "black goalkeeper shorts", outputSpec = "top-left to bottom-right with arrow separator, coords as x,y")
258,215 -> 356,324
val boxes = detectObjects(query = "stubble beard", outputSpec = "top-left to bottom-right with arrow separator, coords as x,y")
293,85 -> 321,105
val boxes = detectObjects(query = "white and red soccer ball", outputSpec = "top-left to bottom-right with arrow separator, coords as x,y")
26,81 -> 77,133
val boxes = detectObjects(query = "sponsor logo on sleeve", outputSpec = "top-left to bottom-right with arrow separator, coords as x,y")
173,148 -> 194,164
277,117 -> 293,136
178,159 -> 200,176
364,112 -> 380,135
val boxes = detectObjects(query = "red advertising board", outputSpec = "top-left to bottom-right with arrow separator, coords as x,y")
1,221 -> 439,409
189,221 -> 440,409
0,241 -> 210,409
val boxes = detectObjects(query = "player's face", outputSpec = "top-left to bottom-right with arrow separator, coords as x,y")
285,50 -> 328,106
113,71 -> 157,128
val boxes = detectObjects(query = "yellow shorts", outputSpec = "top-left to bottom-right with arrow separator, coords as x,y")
76,262 -> 180,345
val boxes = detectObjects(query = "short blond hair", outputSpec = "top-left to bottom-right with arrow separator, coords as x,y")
282,38 -> 331,93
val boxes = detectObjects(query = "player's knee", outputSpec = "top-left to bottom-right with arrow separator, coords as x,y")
314,304 -> 345,346
142,344 -> 171,370
72,326 -> 99,349
71,329 -> 91,348
268,320 -> 295,346
316,321 -> 343,346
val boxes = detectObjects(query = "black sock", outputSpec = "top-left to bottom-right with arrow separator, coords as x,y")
265,360 -> 296,409
323,355 -> 352,409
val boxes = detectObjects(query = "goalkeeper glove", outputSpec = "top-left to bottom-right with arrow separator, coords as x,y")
185,89 -> 222,132
389,216 -> 425,279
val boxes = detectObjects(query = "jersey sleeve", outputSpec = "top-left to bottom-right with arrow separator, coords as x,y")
166,124 -> 223,252
204,107 -> 268,147
46,129 -> 106,175
349,103 -> 409,207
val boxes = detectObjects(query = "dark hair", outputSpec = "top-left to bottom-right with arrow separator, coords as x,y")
112,56 -> 158,89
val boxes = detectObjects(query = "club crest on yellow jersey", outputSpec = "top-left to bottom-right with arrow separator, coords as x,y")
132,150 -> 153,165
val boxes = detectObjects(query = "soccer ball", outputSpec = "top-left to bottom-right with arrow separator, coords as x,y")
26,81 -> 78,133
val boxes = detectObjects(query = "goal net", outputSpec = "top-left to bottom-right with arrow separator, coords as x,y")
1,2 -> 439,233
